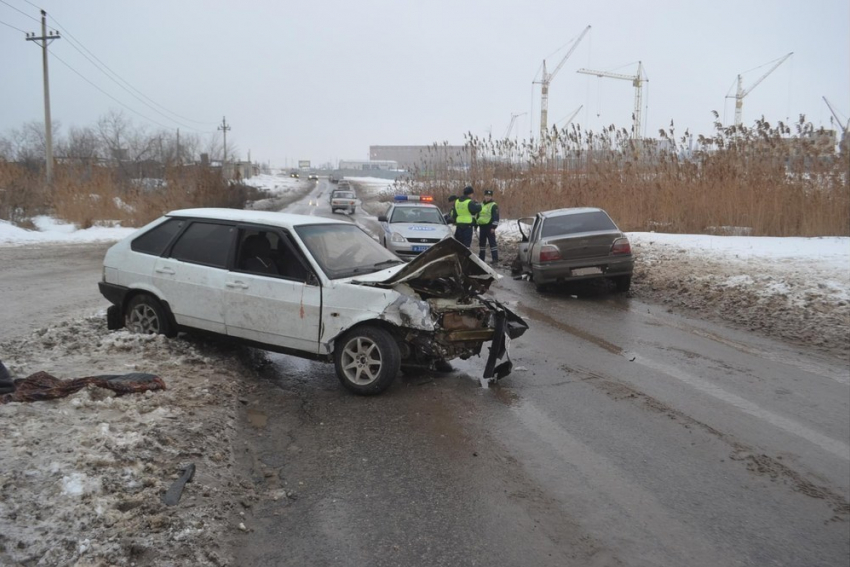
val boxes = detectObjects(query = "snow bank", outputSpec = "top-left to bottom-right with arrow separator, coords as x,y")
242,173 -> 308,195
0,318 -> 253,566
346,176 -> 400,199
0,216 -> 134,246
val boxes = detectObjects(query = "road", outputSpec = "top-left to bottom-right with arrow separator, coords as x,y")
0,178 -> 847,566
234,180 -> 850,566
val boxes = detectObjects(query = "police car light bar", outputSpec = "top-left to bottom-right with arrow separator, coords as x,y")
393,195 -> 434,202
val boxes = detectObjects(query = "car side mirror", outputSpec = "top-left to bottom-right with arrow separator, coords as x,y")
377,215 -> 388,222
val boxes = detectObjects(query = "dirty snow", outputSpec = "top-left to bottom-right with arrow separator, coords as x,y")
345,176 -> 400,199
497,224 -> 849,355
0,318 -> 257,566
242,173 -> 307,195
0,216 -> 134,246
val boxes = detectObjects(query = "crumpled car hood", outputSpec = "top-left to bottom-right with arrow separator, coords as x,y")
353,238 -> 500,298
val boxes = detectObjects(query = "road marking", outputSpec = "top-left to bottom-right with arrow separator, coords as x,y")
626,352 -> 850,461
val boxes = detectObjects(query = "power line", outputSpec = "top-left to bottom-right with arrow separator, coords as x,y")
47,14 -> 216,128
0,17 -> 26,32
53,28 -> 212,133
0,0 -> 39,25
50,49 -> 178,131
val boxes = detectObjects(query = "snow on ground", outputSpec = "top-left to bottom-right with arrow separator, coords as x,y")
0,216 -> 135,246
344,176 -> 400,199
241,173 -> 306,195
0,317 -> 262,566
496,222 -> 850,356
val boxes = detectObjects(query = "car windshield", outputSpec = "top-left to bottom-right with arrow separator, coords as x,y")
334,192 -> 355,199
542,211 -> 617,237
390,206 -> 445,224
295,224 -> 402,279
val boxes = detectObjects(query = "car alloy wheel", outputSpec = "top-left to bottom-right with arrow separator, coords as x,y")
124,294 -> 176,337
341,336 -> 383,385
334,326 -> 400,395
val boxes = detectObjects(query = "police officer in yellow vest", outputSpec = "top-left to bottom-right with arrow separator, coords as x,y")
477,189 -> 499,263
453,186 -> 481,248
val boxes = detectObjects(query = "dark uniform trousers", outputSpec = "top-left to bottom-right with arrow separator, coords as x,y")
478,224 -> 498,262
455,224 -> 474,248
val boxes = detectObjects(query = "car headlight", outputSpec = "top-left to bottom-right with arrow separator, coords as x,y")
391,232 -> 407,243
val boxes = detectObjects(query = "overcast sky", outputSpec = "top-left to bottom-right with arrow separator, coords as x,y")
1,0 -> 848,167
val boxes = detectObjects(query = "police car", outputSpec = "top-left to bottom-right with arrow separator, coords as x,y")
377,195 -> 453,260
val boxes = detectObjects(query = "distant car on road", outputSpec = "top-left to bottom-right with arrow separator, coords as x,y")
289,171 -> 299,178
308,174 -> 319,181
97,208 -> 527,395
515,207 -> 633,292
330,190 -> 357,214
378,196 -> 453,260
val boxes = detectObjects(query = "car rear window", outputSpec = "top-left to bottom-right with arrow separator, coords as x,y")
169,222 -> 234,268
541,211 -> 617,237
131,218 -> 185,256
334,192 -> 355,199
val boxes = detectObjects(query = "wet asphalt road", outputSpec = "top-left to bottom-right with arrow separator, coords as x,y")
0,179 -> 847,565
232,180 -> 849,566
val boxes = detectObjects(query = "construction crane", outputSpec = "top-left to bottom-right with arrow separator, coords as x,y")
577,62 -> 647,138
823,96 -> 849,136
555,105 -> 583,128
727,52 -> 793,128
504,112 -> 527,139
534,25 -> 591,142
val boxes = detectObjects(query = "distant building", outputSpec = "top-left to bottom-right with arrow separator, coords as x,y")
338,159 -> 399,171
369,145 -> 471,170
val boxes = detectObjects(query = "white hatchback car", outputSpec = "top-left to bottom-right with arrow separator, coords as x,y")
98,208 -> 527,395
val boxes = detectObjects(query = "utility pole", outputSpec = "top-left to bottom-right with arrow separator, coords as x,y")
25,10 -> 60,184
218,116 -> 230,165
176,128 -> 181,165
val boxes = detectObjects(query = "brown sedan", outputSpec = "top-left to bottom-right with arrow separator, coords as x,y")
515,207 -> 633,292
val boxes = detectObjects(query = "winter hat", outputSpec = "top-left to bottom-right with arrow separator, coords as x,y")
463,186 -> 474,195
484,189 -> 494,196
448,195 -> 458,202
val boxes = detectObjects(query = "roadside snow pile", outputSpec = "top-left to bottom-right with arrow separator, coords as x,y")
494,228 -> 849,356
0,216 -> 134,246
630,233 -> 850,356
347,177 -> 401,200
242,173 -> 306,195
0,317 -> 253,566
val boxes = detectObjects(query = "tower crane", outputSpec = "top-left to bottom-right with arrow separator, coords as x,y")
823,97 -> 849,136
504,112 -> 527,139
576,62 -> 647,138
534,25 -> 591,142
727,52 -> 793,128
555,105 -> 583,128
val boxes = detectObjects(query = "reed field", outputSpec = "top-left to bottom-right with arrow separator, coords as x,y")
399,115 -> 849,237
0,161 -> 262,229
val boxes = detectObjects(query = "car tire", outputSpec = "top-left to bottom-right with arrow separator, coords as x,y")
125,294 -> 176,337
614,275 -> 632,293
333,326 -> 400,395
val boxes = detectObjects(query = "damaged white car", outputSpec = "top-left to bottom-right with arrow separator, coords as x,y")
98,208 -> 528,395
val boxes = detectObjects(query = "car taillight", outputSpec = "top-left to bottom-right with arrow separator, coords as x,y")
539,245 -> 562,262
611,237 -> 631,255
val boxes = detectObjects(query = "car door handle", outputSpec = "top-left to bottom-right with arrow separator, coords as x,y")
155,267 -> 175,275
225,281 -> 249,289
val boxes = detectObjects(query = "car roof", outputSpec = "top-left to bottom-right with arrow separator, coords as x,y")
167,208 -> 349,229
390,203 -> 440,209
540,207 -> 604,218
